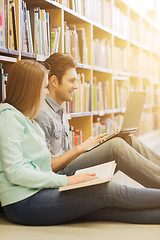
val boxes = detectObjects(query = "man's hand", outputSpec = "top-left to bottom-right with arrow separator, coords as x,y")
76,132 -> 108,154
67,173 -> 98,185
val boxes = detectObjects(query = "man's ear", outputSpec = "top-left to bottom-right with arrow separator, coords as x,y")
49,75 -> 58,88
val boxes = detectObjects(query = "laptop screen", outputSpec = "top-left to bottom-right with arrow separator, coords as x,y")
121,90 -> 146,131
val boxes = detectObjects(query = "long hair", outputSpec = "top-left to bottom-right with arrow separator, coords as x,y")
3,60 -> 49,119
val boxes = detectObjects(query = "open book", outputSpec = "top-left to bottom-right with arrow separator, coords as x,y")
59,161 -> 116,192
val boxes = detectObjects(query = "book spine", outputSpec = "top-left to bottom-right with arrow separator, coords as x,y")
0,63 -> 4,102
11,0 -> 17,50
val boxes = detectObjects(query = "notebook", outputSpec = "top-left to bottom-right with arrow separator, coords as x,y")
86,90 -> 146,152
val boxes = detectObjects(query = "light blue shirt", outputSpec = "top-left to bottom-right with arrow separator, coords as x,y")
0,103 -> 67,207
35,95 -> 71,157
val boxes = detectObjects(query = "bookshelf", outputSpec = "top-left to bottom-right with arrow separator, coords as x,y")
0,0 -> 160,145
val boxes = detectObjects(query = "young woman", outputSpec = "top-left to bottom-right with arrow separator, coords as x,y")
0,60 -> 160,226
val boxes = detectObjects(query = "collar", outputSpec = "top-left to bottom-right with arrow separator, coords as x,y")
45,95 -> 63,114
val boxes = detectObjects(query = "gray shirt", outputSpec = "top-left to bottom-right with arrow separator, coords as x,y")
35,95 -> 71,157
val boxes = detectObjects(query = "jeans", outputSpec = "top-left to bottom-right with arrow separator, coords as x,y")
4,135 -> 160,225
4,181 -> 160,225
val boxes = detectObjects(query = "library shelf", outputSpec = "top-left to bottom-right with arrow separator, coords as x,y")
93,66 -> 113,74
77,63 -> 92,70
71,112 -> 92,118
1,0 -> 160,143
92,110 -> 113,116
63,6 -> 91,24
25,0 -> 62,9
21,52 -> 36,59
0,55 -> 17,63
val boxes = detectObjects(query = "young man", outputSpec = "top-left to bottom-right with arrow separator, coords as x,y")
35,53 -> 160,189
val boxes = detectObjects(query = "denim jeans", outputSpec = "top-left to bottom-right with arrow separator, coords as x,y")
4,181 -> 160,225
4,135 -> 160,225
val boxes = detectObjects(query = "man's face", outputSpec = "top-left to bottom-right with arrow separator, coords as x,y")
56,68 -> 78,102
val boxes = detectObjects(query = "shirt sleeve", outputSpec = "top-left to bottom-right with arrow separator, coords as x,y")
35,111 -> 52,152
0,111 -> 67,189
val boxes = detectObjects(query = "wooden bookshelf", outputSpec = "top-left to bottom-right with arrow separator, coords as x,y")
1,0 -> 160,143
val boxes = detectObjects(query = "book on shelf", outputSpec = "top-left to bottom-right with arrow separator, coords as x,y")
20,0 -> 34,54
30,7 -> 51,56
64,23 -> 88,64
69,24 -> 80,63
59,161 -> 116,192
93,77 -> 110,111
76,28 -> 88,64
114,81 -> 128,109
69,127 -> 84,148
0,0 -> 5,48
0,68 -> 7,102
0,63 -> 4,102
10,0 -> 17,50
50,27 -> 61,54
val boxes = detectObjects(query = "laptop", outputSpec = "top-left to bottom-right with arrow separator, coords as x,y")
86,90 -> 146,152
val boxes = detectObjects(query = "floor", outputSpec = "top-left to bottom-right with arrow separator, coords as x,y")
0,130 -> 160,240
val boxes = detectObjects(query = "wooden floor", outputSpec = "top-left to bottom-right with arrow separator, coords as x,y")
0,130 -> 160,240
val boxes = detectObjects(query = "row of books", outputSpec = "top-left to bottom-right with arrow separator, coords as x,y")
69,113 -> 159,146
113,6 -> 128,38
129,18 -> 141,43
63,73 -> 160,114
130,83 -> 160,106
69,126 -> 84,148
140,52 -> 159,79
0,0 -> 61,56
0,64 -> 8,102
143,84 -> 160,106
64,22 -> 88,64
129,47 -> 142,75
29,6 -> 60,56
63,73 -> 91,113
114,81 -> 128,109
63,0 -> 160,52
63,0 -> 111,28
0,0 -> 18,50
152,87 -> 160,105
113,46 -> 128,73
113,46 -> 159,78
63,74 -> 111,114
93,116 -> 123,137
93,78 -> 110,111
93,38 -> 112,69
20,0 -> 33,53
136,112 -> 159,136
129,47 -> 159,78
141,22 -> 160,52
69,112 -> 159,144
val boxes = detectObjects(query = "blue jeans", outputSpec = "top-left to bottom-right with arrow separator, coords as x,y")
4,181 -> 160,225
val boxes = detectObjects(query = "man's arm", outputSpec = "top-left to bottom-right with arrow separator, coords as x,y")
51,133 -> 108,172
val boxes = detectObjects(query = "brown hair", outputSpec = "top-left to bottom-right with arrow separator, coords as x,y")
44,53 -> 77,84
4,60 -> 49,120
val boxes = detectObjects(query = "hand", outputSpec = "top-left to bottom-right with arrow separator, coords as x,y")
67,173 -> 98,186
76,132 -> 108,153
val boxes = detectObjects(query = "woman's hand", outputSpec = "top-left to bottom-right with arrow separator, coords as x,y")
67,173 -> 98,186
76,132 -> 108,153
